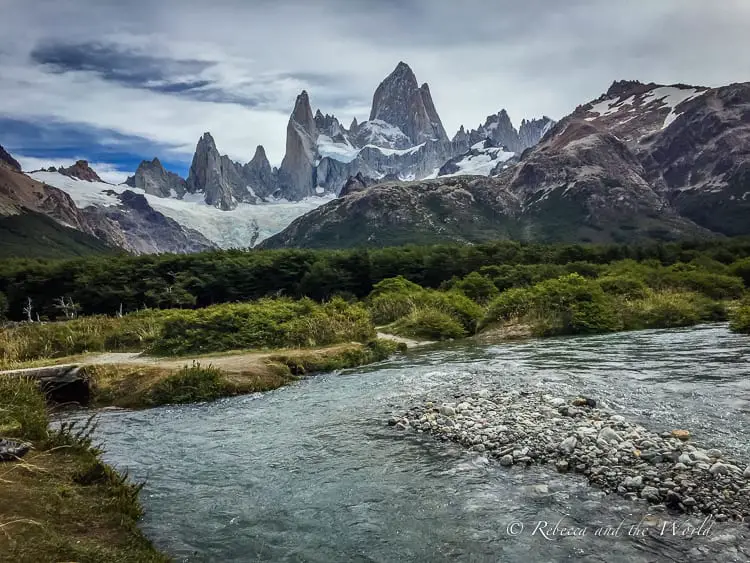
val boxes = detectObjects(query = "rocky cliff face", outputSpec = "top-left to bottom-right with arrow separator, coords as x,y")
58,160 -> 103,182
0,145 -> 21,171
126,158 -> 187,198
263,79 -> 744,249
454,112 -> 555,154
186,132 -> 260,210
575,80 -> 750,236
82,190 -> 215,254
278,91 -> 319,200
369,62 -> 449,145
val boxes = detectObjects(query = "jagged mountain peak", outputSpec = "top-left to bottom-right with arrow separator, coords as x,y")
251,145 -> 268,163
0,144 -> 21,171
369,61 -> 448,144
58,160 -> 103,182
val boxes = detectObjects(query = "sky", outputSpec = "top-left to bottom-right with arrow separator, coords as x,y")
1,0 -> 749,183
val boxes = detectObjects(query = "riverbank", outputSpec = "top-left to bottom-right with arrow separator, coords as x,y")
2,339 -> 404,409
0,378 -> 168,562
394,389 -> 750,522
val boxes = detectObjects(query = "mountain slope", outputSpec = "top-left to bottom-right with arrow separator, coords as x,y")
262,80 -> 740,249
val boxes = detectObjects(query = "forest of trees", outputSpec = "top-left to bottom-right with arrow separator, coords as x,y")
1,238 -> 750,323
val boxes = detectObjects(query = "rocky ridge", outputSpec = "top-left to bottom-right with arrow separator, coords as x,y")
392,389 -> 750,521
126,158 -> 187,199
145,62 -> 552,207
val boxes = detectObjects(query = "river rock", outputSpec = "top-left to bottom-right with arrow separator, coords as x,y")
671,430 -> 690,441
640,486 -> 661,502
0,438 -> 30,461
598,427 -> 621,443
559,436 -> 578,454
709,462 -> 729,476
394,387 -> 750,521
623,475 -> 644,490
439,404 -> 456,417
707,449 -> 722,458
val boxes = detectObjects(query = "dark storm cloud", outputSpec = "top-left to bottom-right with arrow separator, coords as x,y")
31,42 -> 213,90
1,0 -> 748,166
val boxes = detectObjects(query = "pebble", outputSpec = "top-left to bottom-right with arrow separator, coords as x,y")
394,389 -> 750,521
559,436 -> 577,454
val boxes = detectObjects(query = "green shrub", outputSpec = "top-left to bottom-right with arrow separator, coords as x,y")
480,287 -> 535,329
730,304 -> 750,334
150,297 -> 375,356
620,291 -> 725,330
0,313 -> 164,366
369,275 -> 423,297
366,277 -> 483,334
390,309 -> 466,341
729,258 -> 750,288
597,275 -> 649,299
451,272 -> 499,305
147,362 -> 229,405
480,274 -> 621,336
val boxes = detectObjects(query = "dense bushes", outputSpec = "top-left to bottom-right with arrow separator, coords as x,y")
150,297 -> 374,356
366,276 -> 483,339
147,362 -> 229,405
620,292 -> 727,330
730,299 -> 750,334
480,274 -> 621,336
2,238 -> 750,322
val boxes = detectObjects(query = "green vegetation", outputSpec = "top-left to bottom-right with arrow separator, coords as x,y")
0,377 -> 167,562
81,340 -> 401,409
2,238 -> 750,322
150,297 -> 374,356
730,298 -> 750,334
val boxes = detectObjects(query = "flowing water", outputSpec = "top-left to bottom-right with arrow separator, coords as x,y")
86,325 -> 750,562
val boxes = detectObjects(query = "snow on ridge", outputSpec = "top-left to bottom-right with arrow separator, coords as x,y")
30,171 -> 332,249
640,86 -> 706,129
317,134 -> 360,163
441,146 -> 515,178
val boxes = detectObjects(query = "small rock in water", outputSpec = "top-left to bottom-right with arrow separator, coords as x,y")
744,467 -> 750,479
556,460 -> 569,472
559,436 -> 578,455
707,449 -> 722,458
500,455 -> 514,467
671,429 -> 690,441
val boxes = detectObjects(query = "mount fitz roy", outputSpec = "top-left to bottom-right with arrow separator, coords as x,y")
127,62 -> 553,210
4,62 -> 748,256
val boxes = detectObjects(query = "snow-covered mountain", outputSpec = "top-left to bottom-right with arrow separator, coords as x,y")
7,61 -> 554,254
30,170 -> 333,250
127,62 -> 552,212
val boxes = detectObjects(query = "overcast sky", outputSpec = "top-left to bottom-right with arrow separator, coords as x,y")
1,0 -> 748,182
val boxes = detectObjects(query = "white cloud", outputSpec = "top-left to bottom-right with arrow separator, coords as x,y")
1,0 -> 749,166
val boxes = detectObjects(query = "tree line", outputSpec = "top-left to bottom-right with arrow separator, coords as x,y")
1,238 -> 749,322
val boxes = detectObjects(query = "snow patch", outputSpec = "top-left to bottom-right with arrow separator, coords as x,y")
440,147 -> 515,178
316,134 -> 360,163
640,87 -> 706,129
585,95 -> 635,121
30,171 -> 332,249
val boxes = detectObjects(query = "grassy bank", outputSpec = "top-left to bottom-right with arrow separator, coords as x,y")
0,377 -> 167,562
0,297 -> 375,370
84,340 -> 402,409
